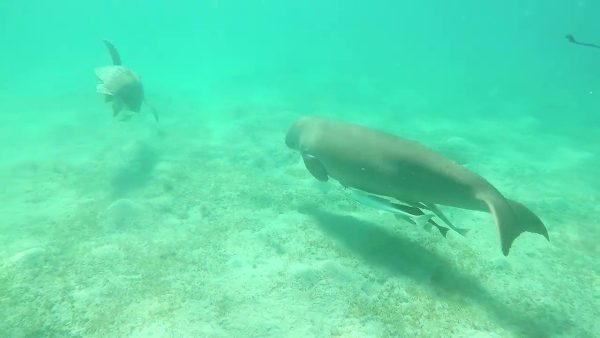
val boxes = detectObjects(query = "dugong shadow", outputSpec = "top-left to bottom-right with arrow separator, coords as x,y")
110,142 -> 159,197
298,204 -> 588,338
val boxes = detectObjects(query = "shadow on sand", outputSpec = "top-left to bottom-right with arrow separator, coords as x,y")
299,204 -> 590,338
110,142 -> 159,197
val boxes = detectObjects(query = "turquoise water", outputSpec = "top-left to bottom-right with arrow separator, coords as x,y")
1,1 -> 598,337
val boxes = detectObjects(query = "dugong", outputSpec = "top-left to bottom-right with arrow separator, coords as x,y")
96,40 -> 159,122
285,116 -> 549,256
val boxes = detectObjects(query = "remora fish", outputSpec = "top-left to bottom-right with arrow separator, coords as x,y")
347,186 -> 451,237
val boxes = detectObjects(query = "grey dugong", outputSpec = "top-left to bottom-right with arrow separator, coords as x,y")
96,40 -> 158,122
285,116 -> 549,256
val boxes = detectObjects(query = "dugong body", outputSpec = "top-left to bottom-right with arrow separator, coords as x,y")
96,40 -> 158,122
95,65 -> 144,115
285,116 -> 549,256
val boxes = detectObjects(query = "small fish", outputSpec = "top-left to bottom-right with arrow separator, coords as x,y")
565,34 -> 600,49
347,187 -> 450,237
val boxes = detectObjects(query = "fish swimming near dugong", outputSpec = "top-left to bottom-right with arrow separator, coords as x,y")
285,116 -> 549,256
347,187 -> 451,237
95,40 -> 159,122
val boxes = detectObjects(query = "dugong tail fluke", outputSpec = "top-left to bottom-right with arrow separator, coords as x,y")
103,39 -> 122,65
481,193 -> 549,256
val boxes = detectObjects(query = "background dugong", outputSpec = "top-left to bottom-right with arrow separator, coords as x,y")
96,39 -> 159,122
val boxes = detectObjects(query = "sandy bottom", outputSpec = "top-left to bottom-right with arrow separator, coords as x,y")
0,93 -> 598,338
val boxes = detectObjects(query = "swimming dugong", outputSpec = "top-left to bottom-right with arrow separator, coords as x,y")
285,116 -> 549,256
96,40 -> 159,122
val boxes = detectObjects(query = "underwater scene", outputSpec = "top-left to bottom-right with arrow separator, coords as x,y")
0,1 -> 598,337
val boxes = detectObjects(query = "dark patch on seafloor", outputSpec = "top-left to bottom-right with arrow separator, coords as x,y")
299,204 -> 593,338
110,142 -> 160,197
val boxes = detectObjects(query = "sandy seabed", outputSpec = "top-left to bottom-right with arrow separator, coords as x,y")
0,92 -> 598,338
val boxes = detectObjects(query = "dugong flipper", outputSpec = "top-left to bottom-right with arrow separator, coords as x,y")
302,153 -> 329,182
96,40 -> 159,122
285,116 -> 549,256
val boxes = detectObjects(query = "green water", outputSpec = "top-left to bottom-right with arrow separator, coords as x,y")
0,1 -> 598,337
